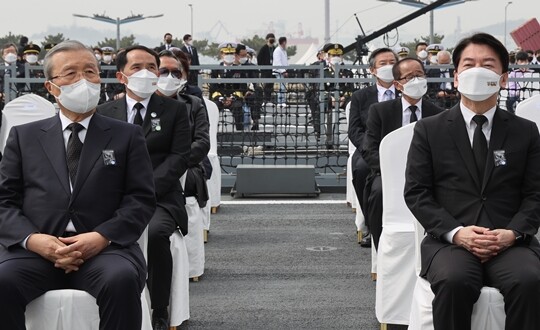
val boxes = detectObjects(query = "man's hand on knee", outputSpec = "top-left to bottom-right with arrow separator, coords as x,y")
26,233 -> 84,272
56,232 -> 110,261
454,226 -> 499,261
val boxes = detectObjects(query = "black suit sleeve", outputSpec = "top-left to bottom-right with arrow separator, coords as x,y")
507,120 -> 540,237
153,101 -> 191,199
188,100 -> 210,167
94,125 -> 156,246
348,91 -> 367,149
362,103 -> 384,173
404,120 -> 462,239
0,127 -> 40,247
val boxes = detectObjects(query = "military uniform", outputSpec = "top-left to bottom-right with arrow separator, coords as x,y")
395,46 -> 410,59
209,43 -> 257,131
323,43 -> 354,109
19,44 -> 47,98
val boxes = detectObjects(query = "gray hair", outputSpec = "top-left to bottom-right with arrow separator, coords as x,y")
437,50 -> 452,60
43,40 -> 97,80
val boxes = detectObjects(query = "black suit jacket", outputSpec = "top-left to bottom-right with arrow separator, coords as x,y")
405,106 -> 540,276
362,97 -> 443,173
180,45 -> 200,66
157,44 -> 176,52
97,94 -> 191,234
426,67 -> 456,99
348,84 -> 378,150
0,114 -> 156,279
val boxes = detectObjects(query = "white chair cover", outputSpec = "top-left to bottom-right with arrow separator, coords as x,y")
375,123 -> 417,325
169,231 -> 190,326
515,94 -> 540,124
205,97 -> 221,213
0,94 -> 56,152
184,196 -> 205,278
408,218 -> 506,330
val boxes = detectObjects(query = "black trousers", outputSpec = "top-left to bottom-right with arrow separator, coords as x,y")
0,251 -> 144,330
365,175 -> 383,250
427,245 -> 540,330
351,150 -> 370,214
147,206 -> 176,310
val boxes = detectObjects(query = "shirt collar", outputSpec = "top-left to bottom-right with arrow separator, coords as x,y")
460,102 -> 496,130
376,83 -> 395,97
401,97 -> 422,113
59,110 -> 93,131
126,94 -> 151,111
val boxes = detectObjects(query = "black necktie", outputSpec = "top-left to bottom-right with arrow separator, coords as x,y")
472,115 -> 488,179
66,123 -> 84,186
409,105 -> 418,123
133,102 -> 144,126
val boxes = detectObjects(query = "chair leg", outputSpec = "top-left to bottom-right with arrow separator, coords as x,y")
357,230 -> 363,244
211,206 -> 219,214
169,327 -> 177,330
380,323 -> 387,330
190,276 -> 200,282
371,273 -> 377,281
203,229 -> 208,243
352,207 -> 356,213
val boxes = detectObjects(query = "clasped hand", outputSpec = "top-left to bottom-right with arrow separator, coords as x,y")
27,232 -> 109,273
453,226 -> 516,263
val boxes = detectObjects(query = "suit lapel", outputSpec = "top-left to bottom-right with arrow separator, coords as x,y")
143,94 -> 165,137
107,98 -> 128,122
392,98 -> 403,130
70,114 -> 112,203
38,116 -> 71,196
448,106 -> 482,188
482,108 -> 509,191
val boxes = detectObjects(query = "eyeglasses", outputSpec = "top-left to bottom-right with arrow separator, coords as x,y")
158,67 -> 182,78
50,69 -> 100,83
398,74 -> 426,83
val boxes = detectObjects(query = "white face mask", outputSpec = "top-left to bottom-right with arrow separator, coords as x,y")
51,79 -> 101,114
375,64 -> 395,83
95,54 -> 102,61
157,74 -> 184,96
418,50 -> 428,60
3,53 -> 17,64
430,55 -> 438,64
25,54 -> 38,64
103,55 -> 112,63
123,69 -> 158,99
457,67 -> 502,102
330,57 -> 342,66
400,77 -> 428,99
223,54 -> 235,64
238,57 -> 248,64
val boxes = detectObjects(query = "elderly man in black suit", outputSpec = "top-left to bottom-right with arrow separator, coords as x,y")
348,48 -> 398,246
405,32 -> 540,330
0,40 -> 156,330
97,45 -> 191,330
363,57 -> 443,250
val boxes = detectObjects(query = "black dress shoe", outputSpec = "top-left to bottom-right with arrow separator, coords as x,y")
152,316 -> 168,330
360,234 -> 371,248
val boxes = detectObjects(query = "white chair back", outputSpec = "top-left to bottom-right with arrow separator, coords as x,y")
379,123 -> 416,231
205,97 -> 219,155
0,94 -> 56,152
515,94 -> 540,124
345,101 -> 355,155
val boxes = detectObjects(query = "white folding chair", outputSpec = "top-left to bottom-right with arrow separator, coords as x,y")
205,97 -> 221,216
408,210 -> 506,330
0,94 -> 56,152
515,94 -> 540,123
375,123 -> 417,326
345,102 -> 367,243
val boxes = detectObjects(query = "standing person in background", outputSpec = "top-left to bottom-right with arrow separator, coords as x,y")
257,33 -> 276,106
180,34 -> 200,86
273,36 -> 289,108
157,33 -> 175,52
506,51 -> 533,113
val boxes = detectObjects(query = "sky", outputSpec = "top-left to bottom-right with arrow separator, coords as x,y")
0,0 -> 535,50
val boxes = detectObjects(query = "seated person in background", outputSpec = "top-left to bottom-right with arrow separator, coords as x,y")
426,50 -> 458,109
0,40 -> 156,330
363,57 -> 443,250
506,51 -> 533,113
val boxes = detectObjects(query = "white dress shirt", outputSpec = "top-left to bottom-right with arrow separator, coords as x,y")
272,46 -> 288,74
126,95 -> 150,124
376,84 -> 396,102
443,102 -> 496,243
401,97 -> 423,127
22,111 -> 94,248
